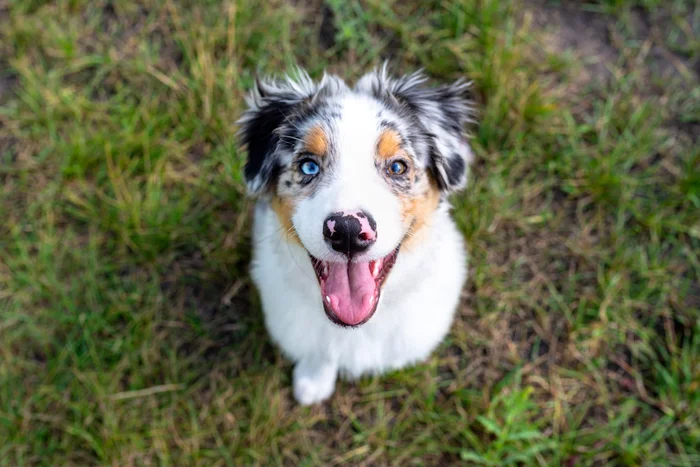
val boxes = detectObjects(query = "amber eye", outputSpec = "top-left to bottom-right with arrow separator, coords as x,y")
387,160 -> 408,176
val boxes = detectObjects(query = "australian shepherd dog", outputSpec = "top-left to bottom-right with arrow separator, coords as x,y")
237,65 -> 473,404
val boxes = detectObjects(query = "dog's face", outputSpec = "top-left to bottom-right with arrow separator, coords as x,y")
239,67 -> 473,327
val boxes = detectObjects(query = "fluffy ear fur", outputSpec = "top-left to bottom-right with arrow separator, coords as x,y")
356,66 -> 475,193
237,71 -> 319,195
239,66 -> 474,195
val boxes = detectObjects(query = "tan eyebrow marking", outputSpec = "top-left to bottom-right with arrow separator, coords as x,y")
304,125 -> 328,157
376,129 -> 402,161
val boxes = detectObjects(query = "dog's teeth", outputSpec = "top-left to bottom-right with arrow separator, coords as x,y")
371,261 -> 380,278
325,295 -> 331,304
369,295 -> 374,305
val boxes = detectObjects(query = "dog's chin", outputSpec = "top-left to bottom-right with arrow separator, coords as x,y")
309,247 -> 400,327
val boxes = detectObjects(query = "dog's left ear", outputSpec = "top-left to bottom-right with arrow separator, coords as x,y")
392,74 -> 474,193
237,72 -> 317,195
359,68 -> 475,193
423,80 -> 474,193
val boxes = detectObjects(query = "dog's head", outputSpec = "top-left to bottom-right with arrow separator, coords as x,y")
238,65 -> 474,327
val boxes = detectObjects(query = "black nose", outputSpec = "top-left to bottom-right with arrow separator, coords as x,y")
323,210 -> 377,256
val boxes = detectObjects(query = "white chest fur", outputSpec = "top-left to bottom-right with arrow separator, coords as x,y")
250,201 -> 467,404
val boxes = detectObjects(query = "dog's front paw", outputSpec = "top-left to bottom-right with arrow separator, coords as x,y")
293,359 -> 338,405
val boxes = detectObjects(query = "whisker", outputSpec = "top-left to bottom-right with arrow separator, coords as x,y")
280,134 -> 305,145
252,221 -> 291,246
286,240 -> 316,282
284,118 -> 307,133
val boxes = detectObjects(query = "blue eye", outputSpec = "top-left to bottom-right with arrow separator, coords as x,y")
299,159 -> 320,176
388,160 -> 407,176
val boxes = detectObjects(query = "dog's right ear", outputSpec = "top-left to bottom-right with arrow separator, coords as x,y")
237,72 -> 318,195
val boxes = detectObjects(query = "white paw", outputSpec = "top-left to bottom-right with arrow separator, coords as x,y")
293,359 -> 338,405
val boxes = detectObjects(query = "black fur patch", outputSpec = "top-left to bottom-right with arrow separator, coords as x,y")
446,152 -> 466,186
240,96 -> 297,189
427,143 -> 447,191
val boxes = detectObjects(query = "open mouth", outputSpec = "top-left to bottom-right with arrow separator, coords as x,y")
310,248 -> 400,327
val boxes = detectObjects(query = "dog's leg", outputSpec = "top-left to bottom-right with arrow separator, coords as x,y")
293,358 -> 338,405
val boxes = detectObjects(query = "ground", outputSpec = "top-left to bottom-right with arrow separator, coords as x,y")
0,0 -> 698,465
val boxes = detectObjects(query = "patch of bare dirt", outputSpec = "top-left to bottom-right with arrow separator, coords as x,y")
528,1 -> 697,83
527,0 -> 699,144
0,69 -> 17,107
527,0 -> 619,87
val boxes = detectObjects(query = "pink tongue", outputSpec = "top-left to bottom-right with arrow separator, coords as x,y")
324,261 -> 377,325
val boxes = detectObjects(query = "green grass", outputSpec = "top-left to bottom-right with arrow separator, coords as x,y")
1,0 -> 698,465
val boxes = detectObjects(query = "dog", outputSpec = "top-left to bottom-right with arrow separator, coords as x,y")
237,65 -> 473,405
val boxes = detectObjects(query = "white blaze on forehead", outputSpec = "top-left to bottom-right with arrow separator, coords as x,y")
331,94 -> 388,201
291,92 -> 407,262
336,94 -> 384,152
